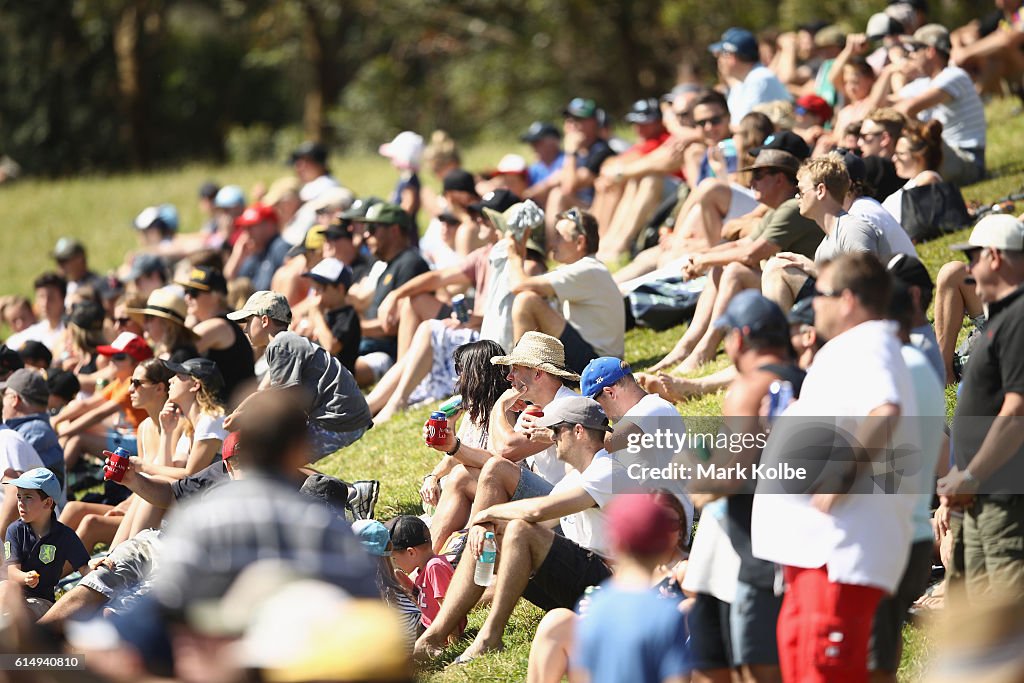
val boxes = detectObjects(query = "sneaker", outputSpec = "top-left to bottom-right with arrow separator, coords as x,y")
348,480 -> 380,520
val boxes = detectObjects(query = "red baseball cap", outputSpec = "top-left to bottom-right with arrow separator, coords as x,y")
606,494 -> 680,556
96,332 -> 153,362
221,430 -> 241,461
235,203 -> 278,228
794,94 -> 834,124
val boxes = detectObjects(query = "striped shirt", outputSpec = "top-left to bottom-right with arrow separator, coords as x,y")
154,474 -> 377,611
918,66 -> 986,150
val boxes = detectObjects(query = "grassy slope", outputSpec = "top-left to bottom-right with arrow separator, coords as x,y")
1,99 -> 1021,681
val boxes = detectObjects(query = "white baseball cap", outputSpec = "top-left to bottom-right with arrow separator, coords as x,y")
950,214 -> 1024,252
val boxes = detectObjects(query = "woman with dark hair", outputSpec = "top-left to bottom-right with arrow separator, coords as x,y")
418,339 -> 507,548
882,120 -> 944,225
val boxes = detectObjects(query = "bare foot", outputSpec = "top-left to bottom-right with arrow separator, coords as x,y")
656,373 -> 703,402
412,635 -> 446,662
454,635 -> 505,664
373,402 -> 402,425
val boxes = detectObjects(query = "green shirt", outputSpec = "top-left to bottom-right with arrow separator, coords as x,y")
748,198 -> 823,260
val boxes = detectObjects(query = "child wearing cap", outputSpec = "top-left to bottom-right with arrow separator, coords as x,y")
226,290 -> 371,460
3,467 -> 92,619
352,519 -> 423,641
297,258 -> 361,374
386,515 -> 465,638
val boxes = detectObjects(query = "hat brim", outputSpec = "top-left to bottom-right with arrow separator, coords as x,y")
737,161 -> 798,174
534,413 -> 613,432
489,355 -> 580,381
226,309 -> 256,321
625,114 -> 660,124
125,306 -> 189,327
948,241 -> 978,252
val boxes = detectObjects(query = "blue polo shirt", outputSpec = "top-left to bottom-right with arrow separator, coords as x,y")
4,514 -> 90,601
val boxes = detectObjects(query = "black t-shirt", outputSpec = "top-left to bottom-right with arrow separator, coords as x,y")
205,313 -> 256,401
863,156 -> 903,203
171,460 -> 231,503
4,516 -> 90,601
953,285 -> 1024,494
579,138 -> 616,176
366,248 -> 430,320
326,305 -> 361,373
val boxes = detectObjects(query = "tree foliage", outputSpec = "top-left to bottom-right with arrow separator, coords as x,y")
0,0 -> 988,175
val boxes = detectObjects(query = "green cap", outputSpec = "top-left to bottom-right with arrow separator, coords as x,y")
361,202 -> 409,227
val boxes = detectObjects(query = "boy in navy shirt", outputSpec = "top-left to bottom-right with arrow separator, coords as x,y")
3,467 -> 91,618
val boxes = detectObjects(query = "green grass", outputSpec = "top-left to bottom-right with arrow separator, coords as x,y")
3,98 -> 1022,681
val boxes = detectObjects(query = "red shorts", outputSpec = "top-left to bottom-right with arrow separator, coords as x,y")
777,565 -> 885,683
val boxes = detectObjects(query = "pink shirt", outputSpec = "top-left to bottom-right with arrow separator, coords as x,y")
412,555 -> 465,634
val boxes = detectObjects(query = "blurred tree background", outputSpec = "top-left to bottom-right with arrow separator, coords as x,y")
0,0 -> 985,175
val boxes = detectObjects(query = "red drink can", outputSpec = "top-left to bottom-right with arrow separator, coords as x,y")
103,447 -> 132,482
525,404 -> 544,418
426,412 -> 448,447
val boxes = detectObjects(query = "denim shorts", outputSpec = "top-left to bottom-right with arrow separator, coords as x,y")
511,464 -> 555,501
308,422 -> 368,461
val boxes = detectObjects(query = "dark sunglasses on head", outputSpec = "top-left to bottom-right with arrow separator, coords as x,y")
559,207 -> 585,236
695,115 -> 725,127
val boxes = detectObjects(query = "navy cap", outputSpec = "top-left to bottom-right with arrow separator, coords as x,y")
289,141 -> 328,166
385,515 -> 431,550
625,98 -> 662,124
581,357 -> 632,398
469,188 -> 521,215
709,27 -> 759,61
714,290 -> 789,339
749,131 -> 811,161
840,150 -> 866,184
787,297 -> 816,327
520,121 -> 561,142
304,257 -> 353,289
124,253 -> 168,283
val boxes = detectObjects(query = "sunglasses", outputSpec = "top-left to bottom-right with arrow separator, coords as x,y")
694,115 -> 725,128
114,317 -> 132,326
183,288 -> 201,299
751,169 -> 778,181
558,207 -> 585,237
362,224 -> 387,236
130,378 -> 154,389
858,131 -> 883,141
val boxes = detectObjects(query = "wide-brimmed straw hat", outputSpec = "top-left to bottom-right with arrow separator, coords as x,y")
490,331 -> 580,381
127,286 -> 191,327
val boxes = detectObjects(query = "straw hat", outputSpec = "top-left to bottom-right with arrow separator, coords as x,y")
127,286 -> 189,326
490,331 -> 580,381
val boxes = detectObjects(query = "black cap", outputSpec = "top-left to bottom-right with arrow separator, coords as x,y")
749,131 -> 811,161
47,370 -> 80,403
385,515 -> 431,550
68,300 -> 105,330
788,297 -> 816,327
0,345 -> 24,376
289,141 -> 328,166
886,253 -> 934,294
625,98 -> 662,124
889,0 -> 928,11
338,196 -> 382,222
19,341 -> 52,367
323,218 -> 355,241
468,189 -> 521,215
520,121 -> 561,143
198,181 -> 220,200
300,473 -> 350,518
839,150 -> 866,184
161,358 -> 225,393
175,266 -> 228,295
442,169 -> 478,195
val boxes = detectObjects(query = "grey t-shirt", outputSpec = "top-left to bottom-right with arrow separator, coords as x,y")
265,331 -> 371,432
813,213 -> 881,263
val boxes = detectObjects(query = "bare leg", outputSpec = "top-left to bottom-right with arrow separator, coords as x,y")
934,260 -> 984,384
77,513 -> 122,554
614,246 -> 661,285
600,176 -> 665,262
0,485 -> 18,537
527,608 -> 577,683
37,584 -> 107,626
365,355 -> 407,415
396,293 -> 443,360
648,266 -> 724,372
512,291 -> 569,344
467,457 -> 523,518
376,321 -> 437,424
60,501 -> 114,530
126,498 -> 166,540
460,519 -> 556,658
761,260 -> 809,312
591,182 -> 625,243
429,465 -> 480,554
677,262 -> 760,372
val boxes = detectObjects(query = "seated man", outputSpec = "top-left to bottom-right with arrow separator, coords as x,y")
508,209 -> 625,374
415,396 -> 619,663
951,0 -> 1024,98
643,145 -> 821,374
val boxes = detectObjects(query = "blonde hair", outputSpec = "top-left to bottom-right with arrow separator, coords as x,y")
864,108 -> 906,140
799,155 -> 850,203
422,130 -> 460,171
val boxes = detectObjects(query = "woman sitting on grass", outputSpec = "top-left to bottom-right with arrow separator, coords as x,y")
60,358 -> 176,553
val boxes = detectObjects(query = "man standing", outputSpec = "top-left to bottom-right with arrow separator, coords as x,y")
938,215 -> 1024,601
418,396 -> 618,664
507,208 -> 624,374
752,252 -> 917,683
710,27 -> 791,120
290,141 -> 339,203
895,24 -> 987,185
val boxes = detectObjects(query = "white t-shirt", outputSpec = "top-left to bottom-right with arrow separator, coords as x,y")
174,413 -> 228,461
0,425 -> 44,474
519,386 -> 578,485
614,393 -> 694,539
5,320 -> 65,354
299,174 -> 341,203
542,256 -> 625,358
849,197 -> 917,259
752,320 -> 917,593
551,449 -> 617,555
681,499 -> 740,602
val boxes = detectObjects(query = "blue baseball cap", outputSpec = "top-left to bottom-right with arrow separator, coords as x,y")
352,519 -> 391,557
709,27 -> 759,61
214,185 -> 245,209
714,290 -> 789,339
581,357 -> 632,398
4,467 -> 61,501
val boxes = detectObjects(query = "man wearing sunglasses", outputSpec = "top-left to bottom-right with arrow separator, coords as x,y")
938,215 -> 1024,603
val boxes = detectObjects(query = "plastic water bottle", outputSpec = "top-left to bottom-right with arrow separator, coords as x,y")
767,380 -> 794,424
474,532 -> 497,586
